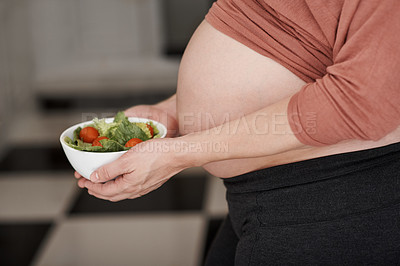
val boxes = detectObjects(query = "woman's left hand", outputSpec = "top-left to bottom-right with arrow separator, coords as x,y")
75,138 -> 190,202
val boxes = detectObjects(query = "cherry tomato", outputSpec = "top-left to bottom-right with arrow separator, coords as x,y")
79,127 -> 99,143
92,136 -> 108,147
146,124 -> 154,138
125,138 -> 143,147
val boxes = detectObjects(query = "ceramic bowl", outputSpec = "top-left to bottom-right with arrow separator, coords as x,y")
60,117 -> 167,179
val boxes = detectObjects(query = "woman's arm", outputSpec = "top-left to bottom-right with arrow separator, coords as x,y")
77,96 -> 307,202
179,97 -> 306,166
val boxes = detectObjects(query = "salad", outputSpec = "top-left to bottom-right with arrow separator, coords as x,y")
64,112 -> 160,152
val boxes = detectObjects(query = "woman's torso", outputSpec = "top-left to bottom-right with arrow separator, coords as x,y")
176,20 -> 400,178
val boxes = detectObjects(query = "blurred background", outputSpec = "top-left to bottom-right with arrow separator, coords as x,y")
0,0 -> 228,265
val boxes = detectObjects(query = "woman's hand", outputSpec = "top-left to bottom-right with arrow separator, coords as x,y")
76,138 -> 192,202
124,95 -> 179,138
74,95 -> 180,198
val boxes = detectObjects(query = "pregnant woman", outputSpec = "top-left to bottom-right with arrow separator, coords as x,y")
76,0 -> 400,264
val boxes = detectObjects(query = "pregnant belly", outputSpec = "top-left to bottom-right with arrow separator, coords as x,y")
176,20 -> 400,178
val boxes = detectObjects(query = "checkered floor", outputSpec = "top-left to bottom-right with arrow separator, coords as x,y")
0,96 -> 228,266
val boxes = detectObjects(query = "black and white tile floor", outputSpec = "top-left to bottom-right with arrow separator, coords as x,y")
0,98 -> 227,266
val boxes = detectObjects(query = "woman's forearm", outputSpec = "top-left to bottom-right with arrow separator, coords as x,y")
175,97 -> 308,167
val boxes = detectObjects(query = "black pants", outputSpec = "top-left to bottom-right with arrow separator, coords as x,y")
205,143 -> 400,265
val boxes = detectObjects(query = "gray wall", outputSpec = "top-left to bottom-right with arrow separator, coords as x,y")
0,0 -> 33,158
0,0 -> 211,158
163,0 -> 213,54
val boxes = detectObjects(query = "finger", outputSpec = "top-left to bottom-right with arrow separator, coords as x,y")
88,178 -> 165,201
84,176 -> 129,197
77,178 -> 87,188
74,172 -> 83,179
87,189 -> 109,200
108,193 -> 132,202
90,152 -> 134,183
87,189 -> 130,202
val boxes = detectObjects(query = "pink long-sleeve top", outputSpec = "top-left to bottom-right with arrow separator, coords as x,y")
205,0 -> 400,146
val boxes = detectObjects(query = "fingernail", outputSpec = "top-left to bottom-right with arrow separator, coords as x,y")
90,172 -> 99,182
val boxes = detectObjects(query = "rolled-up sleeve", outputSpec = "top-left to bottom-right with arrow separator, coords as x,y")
288,0 -> 400,146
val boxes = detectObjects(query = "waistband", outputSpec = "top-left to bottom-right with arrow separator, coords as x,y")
223,142 -> 400,194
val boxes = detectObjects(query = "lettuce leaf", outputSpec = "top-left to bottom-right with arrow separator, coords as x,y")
64,137 -> 103,151
110,118 -> 149,145
100,138 -> 129,152
113,111 -> 126,123
73,127 -> 81,142
91,119 -> 115,136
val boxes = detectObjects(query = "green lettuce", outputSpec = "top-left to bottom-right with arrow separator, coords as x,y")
91,118 -> 117,136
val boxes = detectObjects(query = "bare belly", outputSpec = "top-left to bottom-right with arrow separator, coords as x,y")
176,20 -> 400,178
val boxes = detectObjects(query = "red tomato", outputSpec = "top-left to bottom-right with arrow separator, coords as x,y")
125,138 -> 143,147
79,127 -> 99,143
146,124 -> 154,138
92,136 -> 108,147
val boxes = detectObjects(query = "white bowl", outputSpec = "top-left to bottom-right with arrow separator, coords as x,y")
60,117 -> 167,180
